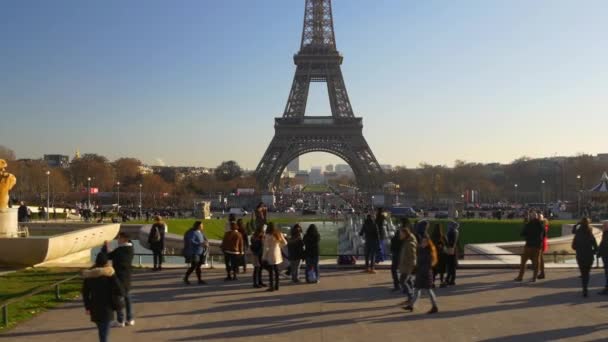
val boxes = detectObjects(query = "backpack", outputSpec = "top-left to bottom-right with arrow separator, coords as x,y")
149,224 -> 161,243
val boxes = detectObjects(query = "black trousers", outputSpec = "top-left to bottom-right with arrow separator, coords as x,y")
152,248 -> 163,269
224,253 -> 238,276
267,265 -> 279,290
390,254 -> 400,289
445,255 -> 457,284
579,264 -> 592,292
185,255 -> 203,281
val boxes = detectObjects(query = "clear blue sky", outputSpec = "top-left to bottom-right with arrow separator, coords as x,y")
1,0 -> 607,170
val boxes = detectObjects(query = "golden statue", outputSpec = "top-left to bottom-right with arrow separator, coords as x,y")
0,159 -> 17,209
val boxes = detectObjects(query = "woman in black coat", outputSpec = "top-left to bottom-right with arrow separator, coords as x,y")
572,218 -> 598,297
82,253 -> 125,342
405,233 -> 439,314
303,224 -> 321,283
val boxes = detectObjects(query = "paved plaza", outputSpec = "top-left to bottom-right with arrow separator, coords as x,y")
2,268 -> 608,342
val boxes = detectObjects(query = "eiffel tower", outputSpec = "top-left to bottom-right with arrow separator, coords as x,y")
255,0 -> 382,191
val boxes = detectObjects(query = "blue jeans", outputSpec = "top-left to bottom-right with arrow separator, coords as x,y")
290,260 -> 301,282
96,321 -> 110,342
365,241 -> 379,268
400,274 -> 414,300
305,256 -> 320,282
116,292 -> 133,323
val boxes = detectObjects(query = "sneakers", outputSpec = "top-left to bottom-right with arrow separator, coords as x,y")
110,321 -> 125,328
537,273 -> 545,280
125,320 -> 135,326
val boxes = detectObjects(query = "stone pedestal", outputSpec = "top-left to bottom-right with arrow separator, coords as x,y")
0,208 -> 19,238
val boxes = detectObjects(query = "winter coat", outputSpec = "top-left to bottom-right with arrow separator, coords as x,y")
390,234 -> 403,257
303,233 -> 321,259
105,242 -> 134,291
183,229 -> 205,257
221,229 -> 244,254
82,266 -> 124,323
414,245 -> 436,289
149,223 -> 166,251
262,234 -> 287,265
359,220 -> 380,242
288,237 -> 305,261
542,222 -> 549,252
521,219 -> 545,248
572,228 -> 598,268
432,235 -> 448,274
399,236 -> 417,275
446,224 -> 460,255
598,230 -> 608,258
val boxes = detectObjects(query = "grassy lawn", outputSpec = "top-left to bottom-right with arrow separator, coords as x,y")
129,216 -> 330,240
0,268 -> 82,331
414,219 -> 575,251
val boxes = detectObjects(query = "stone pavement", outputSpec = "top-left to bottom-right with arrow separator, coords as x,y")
2,268 -> 608,342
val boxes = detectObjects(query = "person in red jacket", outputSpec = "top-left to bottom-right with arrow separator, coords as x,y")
538,214 -> 549,279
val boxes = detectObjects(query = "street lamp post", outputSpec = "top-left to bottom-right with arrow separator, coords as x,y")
116,181 -> 121,209
514,184 -> 519,204
541,180 -> 546,203
46,170 -> 50,221
139,183 -> 143,218
577,175 -> 582,218
395,184 -> 400,205
87,177 -> 91,208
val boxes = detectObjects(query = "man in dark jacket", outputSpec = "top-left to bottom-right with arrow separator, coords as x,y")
360,215 -> 380,273
17,201 -> 30,223
82,253 -> 124,342
103,232 -> 135,327
515,212 -> 545,282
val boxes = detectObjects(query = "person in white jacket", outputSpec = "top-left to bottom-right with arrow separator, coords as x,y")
262,222 -> 287,292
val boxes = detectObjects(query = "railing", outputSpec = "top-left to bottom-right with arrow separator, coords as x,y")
1,273 -> 80,327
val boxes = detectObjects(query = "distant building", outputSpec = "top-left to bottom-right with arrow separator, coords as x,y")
309,167 -> 323,184
294,171 -> 309,185
44,154 -> 69,168
287,157 -> 299,173
380,164 -> 393,172
325,164 -> 334,172
335,164 -> 352,173
598,154 -> 608,162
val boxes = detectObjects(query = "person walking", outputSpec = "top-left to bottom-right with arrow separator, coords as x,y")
82,253 -> 125,342
18,201 -> 30,223
221,222 -> 244,281
236,218 -> 250,273
514,211 -> 545,282
287,224 -> 305,283
445,221 -> 460,286
360,215 -> 380,274
572,218 -> 598,297
430,223 -> 448,288
250,226 -> 266,288
399,227 -> 417,304
538,214 -> 550,279
390,224 -> 404,291
102,232 -> 135,327
404,233 -> 439,314
304,224 -> 321,283
148,216 -> 166,271
597,222 -> 608,295
262,222 -> 287,292
183,221 -> 208,285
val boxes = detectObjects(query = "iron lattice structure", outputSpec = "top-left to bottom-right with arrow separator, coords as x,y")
255,0 -> 382,191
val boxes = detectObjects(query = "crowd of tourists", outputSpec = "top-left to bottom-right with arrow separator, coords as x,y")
79,205 -> 608,341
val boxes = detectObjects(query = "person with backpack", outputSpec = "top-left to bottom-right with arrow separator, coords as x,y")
183,221 -> 208,285
236,218 -> 249,273
148,216 -> 166,271
221,222 -> 244,281
262,222 -> 287,292
445,221 -> 460,286
82,253 -> 125,342
102,232 -> 135,327
360,215 -> 380,274
404,233 -> 439,314
572,218 -> 598,297
431,223 -> 448,288
250,226 -> 266,288
287,224 -> 305,283
304,224 -> 321,284
399,227 -> 417,303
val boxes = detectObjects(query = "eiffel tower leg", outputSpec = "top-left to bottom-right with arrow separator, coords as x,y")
326,66 -> 354,118
283,65 -> 311,118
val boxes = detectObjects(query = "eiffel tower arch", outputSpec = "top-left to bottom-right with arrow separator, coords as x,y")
255,0 -> 382,191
